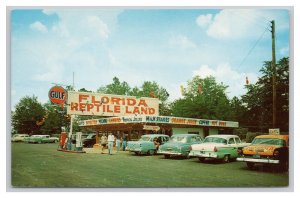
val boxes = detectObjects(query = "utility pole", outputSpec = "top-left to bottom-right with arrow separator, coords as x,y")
72,72 -> 75,90
271,20 -> 276,128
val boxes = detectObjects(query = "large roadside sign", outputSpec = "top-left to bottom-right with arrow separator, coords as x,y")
49,86 -> 67,105
67,91 -> 160,116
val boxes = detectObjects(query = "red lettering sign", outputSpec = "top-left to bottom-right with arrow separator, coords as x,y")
49,86 -> 67,104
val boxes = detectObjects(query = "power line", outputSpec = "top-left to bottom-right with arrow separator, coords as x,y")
227,10 -> 270,30
237,27 -> 269,69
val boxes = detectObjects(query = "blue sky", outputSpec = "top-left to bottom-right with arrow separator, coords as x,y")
11,8 -> 290,109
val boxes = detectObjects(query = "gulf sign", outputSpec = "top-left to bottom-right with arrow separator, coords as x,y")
67,91 -> 159,116
49,86 -> 67,104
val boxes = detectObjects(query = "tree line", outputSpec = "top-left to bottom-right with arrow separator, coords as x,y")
11,57 -> 289,135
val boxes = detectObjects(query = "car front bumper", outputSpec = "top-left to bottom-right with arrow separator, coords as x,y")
237,157 -> 279,164
189,151 -> 217,158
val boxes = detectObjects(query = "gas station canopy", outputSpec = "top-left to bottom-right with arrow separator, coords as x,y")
78,115 -> 239,131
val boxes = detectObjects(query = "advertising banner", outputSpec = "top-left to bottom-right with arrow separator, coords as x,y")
79,115 -> 239,128
67,91 -> 159,116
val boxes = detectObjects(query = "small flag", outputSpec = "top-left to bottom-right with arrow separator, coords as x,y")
198,84 -> 203,94
150,91 -> 156,98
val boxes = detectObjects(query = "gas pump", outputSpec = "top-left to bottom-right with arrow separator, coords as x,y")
76,132 -> 83,151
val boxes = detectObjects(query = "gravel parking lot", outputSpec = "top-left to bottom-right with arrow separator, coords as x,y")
11,143 -> 289,188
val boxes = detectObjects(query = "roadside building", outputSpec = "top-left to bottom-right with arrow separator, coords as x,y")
78,115 -> 238,141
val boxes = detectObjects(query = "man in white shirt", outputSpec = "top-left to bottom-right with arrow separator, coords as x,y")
107,133 -> 115,155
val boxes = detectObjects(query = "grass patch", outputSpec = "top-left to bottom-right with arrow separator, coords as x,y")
11,143 -> 289,188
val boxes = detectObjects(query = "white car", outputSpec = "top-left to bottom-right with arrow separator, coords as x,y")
11,134 -> 29,142
189,135 -> 250,163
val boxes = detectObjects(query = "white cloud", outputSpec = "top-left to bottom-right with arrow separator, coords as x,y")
196,9 -> 289,40
44,9 -> 122,41
30,21 -> 48,33
169,34 -> 197,49
193,63 -> 258,98
23,10 -> 124,85
196,14 -> 213,28
87,15 -> 109,39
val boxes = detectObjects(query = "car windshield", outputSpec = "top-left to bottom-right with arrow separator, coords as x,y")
86,134 -> 95,139
139,136 -> 151,141
203,137 -> 227,144
170,136 -> 187,143
251,138 -> 285,146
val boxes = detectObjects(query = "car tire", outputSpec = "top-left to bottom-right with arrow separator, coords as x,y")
230,157 -> 237,162
164,154 -> 170,159
148,150 -> 155,156
279,160 -> 288,172
223,155 -> 230,163
198,157 -> 205,162
184,153 -> 190,159
247,162 -> 255,170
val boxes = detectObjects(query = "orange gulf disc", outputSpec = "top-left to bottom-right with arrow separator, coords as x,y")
49,86 -> 67,104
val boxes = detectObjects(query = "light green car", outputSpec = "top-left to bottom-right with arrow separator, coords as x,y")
126,134 -> 170,155
24,135 -> 58,144
189,135 -> 250,163
11,134 -> 29,142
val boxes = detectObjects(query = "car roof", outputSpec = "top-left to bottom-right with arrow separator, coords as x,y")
255,134 -> 289,141
171,134 -> 199,137
142,134 -> 169,137
205,135 -> 239,140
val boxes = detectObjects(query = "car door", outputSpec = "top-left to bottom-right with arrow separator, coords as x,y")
227,137 -> 238,157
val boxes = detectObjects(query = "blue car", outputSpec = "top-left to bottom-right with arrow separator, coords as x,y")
126,134 -> 170,155
158,134 -> 203,159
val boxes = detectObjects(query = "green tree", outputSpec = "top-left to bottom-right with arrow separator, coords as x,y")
171,76 -> 233,120
97,77 -> 131,95
129,81 -> 171,115
78,88 -> 92,92
241,57 -> 289,132
230,96 -> 247,125
39,102 -> 70,135
12,96 -> 45,135
97,77 -> 171,115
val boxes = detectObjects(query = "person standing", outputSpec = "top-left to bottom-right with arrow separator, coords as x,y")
100,134 -> 107,154
122,135 -> 127,151
107,133 -> 115,155
116,136 -> 121,153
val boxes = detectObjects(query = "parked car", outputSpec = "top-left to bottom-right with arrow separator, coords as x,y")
237,134 -> 289,171
189,135 -> 250,163
49,136 -> 59,143
126,134 -> 170,155
158,134 -> 203,159
11,134 -> 29,142
82,134 -> 97,148
24,135 -> 58,144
